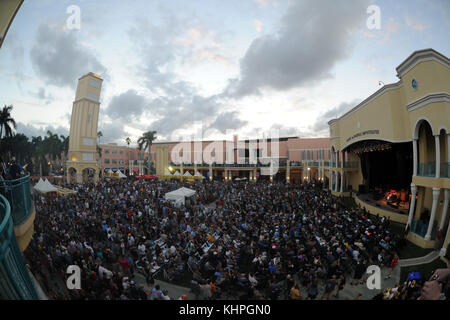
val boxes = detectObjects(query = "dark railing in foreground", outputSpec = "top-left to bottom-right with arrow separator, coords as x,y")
0,175 -> 33,226
0,195 -> 39,299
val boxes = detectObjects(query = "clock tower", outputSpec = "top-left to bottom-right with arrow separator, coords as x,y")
66,72 -> 103,184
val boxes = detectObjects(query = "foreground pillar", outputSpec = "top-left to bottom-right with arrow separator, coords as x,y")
407,184 -> 417,229
425,188 -> 440,241
439,189 -> 449,230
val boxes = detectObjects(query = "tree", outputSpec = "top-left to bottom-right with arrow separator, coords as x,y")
0,105 -> 17,139
137,131 -> 157,168
97,131 -> 103,144
125,137 -> 131,175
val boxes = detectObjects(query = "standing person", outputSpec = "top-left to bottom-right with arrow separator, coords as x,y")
334,274 -> 346,298
351,261 -> 366,285
321,275 -> 337,300
290,283 -> 303,300
385,253 -> 398,279
307,279 -> 319,300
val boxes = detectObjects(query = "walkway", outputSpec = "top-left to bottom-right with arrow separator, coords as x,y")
398,250 -> 440,268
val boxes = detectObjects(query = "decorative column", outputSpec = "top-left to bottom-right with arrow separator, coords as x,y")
76,172 -> 83,184
435,135 -> 440,178
425,188 -> 440,241
412,139 -> 418,176
286,161 -> 290,183
329,169 -> 332,189
407,184 -> 417,229
334,170 -> 338,192
439,189 -> 449,230
441,222 -> 450,257
180,162 -> 184,175
340,151 -> 344,192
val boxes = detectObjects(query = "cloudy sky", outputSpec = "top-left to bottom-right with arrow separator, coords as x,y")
1,0 -> 449,145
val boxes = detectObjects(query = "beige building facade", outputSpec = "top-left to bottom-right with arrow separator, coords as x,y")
326,49 -> 450,253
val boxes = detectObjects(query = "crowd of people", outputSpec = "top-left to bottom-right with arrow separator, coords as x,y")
22,175 -> 416,300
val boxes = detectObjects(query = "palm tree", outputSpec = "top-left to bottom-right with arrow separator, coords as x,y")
0,105 -> 17,139
137,130 -> 157,168
97,131 -> 103,145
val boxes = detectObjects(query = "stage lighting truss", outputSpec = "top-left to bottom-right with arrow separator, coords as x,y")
347,140 -> 392,155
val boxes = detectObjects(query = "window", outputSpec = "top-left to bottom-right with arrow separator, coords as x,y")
112,159 -> 117,164
82,153 -> 94,161
119,160 -> 124,165
112,150 -> 117,154
119,150 -> 124,155
105,150 -> 110,154
82,138 -> 94,146
87,92 -> 99,102
89,78 -> 100,88
104,159 -> 110,164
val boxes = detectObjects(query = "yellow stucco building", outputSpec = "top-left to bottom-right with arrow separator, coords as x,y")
326,48 -> 449,254
66,72 -> 103,183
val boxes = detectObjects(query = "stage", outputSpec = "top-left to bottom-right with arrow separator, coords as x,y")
357,192 -> 409,215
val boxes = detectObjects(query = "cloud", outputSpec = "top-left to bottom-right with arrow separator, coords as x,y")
310,99 -> 360,133
105,89 -> 148,122
380,17 -> 399,44
224,0 -> 371,97
254,19 -> 263,32
124,16 -> 234,139
30,24 -> 106,88
16,122 -> 69,138
405,16 -> 425,31
208,111 -> 248,133
98,121 -> 129,144
29,87 -> 54,105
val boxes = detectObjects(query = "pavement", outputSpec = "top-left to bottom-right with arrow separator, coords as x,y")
398,250 -> 440,268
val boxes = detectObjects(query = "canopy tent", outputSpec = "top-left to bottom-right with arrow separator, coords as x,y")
183,171 -> 192,177
117,171 -> 127,178
164,187 -> 196,205
34,178 -> 58,193
161,171 -> 173,181
172,171 -> 181,179
194,171 -> 205,180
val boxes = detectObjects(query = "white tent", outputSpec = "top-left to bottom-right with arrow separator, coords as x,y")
34,178 -> 58,193
164,187 -> 196,205
194,171 -> 204,178
183,171 -> 192,177
173,171 -> 181,176
117,171 -> 127,178
164,171 -> 172,176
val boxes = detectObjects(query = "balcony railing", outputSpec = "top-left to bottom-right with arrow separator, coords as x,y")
0,175 -> 33,226
411,219 -> 437,239
344,161 -> 359,168
418,162 -> 436,177
289,161 -> 303,167
440,162 -> 450,178
0,195 -> 39,299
